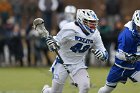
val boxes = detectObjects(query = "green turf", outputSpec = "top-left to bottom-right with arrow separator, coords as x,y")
0,67 -> 139,93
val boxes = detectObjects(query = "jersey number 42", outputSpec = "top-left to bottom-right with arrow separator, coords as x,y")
70,43 -> 90,53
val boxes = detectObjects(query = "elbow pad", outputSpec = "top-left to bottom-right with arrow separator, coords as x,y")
115,49 -> 127,61
116,51 -> 126,61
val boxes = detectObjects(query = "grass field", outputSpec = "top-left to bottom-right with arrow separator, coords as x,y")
0,67 -> 140,93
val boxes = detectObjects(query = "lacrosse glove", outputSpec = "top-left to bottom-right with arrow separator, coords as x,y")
45,36 -> 60,51
125,54 -> 137,63
91,49 -> 108,62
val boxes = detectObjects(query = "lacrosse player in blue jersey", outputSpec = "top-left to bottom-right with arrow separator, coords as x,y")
33,9 -> 108,93
98,10 -> 140,93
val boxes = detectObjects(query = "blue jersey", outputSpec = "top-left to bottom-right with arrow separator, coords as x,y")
115,22 -> 140,69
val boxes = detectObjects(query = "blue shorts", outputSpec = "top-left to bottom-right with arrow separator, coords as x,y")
106,62 -> 140,87
135,62 -> 140,71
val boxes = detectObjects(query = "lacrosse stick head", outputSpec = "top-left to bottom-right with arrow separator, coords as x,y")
33,18 -> 49,37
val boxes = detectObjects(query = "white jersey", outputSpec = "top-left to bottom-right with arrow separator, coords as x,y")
54,22 -> 106,64
59,20 -> 75,29
59,20 -> 69,29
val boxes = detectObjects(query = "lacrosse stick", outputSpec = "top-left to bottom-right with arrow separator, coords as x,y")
33,18 -> 78,87
132,52 -> 140,57
126,52 -> 140,60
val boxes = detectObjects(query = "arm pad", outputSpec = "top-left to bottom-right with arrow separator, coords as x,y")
116,49 -> 138,63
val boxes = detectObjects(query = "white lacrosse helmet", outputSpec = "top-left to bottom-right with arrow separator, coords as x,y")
132,10 -> 140,27
132,10 -> 140,32
76,9 -> 99,34
64,5 -> 76,21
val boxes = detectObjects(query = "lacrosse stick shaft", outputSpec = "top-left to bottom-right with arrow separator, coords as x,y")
54,49 -> 78,87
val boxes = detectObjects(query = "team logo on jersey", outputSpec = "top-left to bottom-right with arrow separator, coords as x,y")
75,36 -> 93,44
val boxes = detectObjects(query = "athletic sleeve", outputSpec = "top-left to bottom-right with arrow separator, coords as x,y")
54,29 -> 75,46
117,28 -> 134,53
93,29 -> 106,52
116,28 -> 137,60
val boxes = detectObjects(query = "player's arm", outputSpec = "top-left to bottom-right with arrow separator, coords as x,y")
115,30 -> 138,63
91,49 -> 108,62
41,28 -> 75,52
91,30 -> 108,62
33,18 -> 59,51
116,49 -> 139,63
41,36 -> 60,51
33,18 -> 74,52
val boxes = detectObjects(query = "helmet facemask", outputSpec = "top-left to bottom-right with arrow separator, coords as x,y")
76,9 -> 99,34
83,19 -> 98,32
132,10 -> 140,36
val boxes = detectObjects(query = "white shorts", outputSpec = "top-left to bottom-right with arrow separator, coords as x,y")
50,61 -> 87,84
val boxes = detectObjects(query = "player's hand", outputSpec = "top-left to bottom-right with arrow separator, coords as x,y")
125,54 -> 137,63
46,36 -> 59,51
91,49 -> 104,61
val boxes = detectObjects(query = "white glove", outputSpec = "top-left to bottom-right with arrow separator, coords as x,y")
91,49 -> 104,61
33,18 -> 49,37
45,36 -> 59,51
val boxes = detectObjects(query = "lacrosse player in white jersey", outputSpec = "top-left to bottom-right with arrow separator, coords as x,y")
33,9 -> 108,93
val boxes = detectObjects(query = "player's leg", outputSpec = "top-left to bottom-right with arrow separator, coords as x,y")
131,62 -> 140,82
42,79 -> 65,93
42,85 -> 51,93
73,68 -> 90,93
98,65 -> 125,93
42,63 -> 68,93
51,80 -> 65,93
131,70 -> 140,82
98,85 -> 114,93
